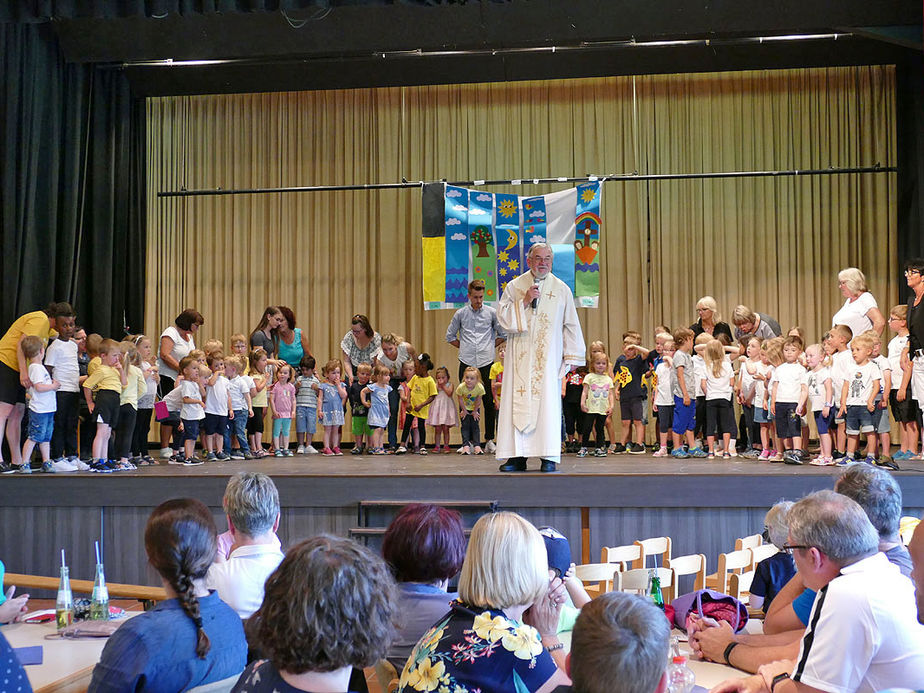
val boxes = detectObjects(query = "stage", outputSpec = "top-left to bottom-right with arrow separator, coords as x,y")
3,452 -> 923,592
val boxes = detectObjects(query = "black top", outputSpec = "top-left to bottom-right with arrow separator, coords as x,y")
691,319 -> 733,342
908,293 -> 924,355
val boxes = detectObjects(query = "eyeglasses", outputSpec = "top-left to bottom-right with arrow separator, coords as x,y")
906,269 -> 922,276
781,544 -> 812,555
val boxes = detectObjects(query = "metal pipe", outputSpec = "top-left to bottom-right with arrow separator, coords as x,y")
157,165 -> 894,198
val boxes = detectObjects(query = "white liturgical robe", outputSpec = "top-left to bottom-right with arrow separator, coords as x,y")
495,270 -> 585,461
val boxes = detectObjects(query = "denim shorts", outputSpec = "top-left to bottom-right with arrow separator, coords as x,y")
295,406 -> 317,434
873,402 -> 891,434
774,402 -> 801,439
753,406 -> 770,424
845,405 -> 875,435
182,417 -> 201,441
28,410 -> 54,444
203,413 -> 228,436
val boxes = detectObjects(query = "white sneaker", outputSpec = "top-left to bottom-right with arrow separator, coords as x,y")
43,458 -> 78,473
296,445 -> 306,455
305,445 -> 319,454
74,459 -> 92,471
159,447 -> 173,459
485,440 -> 496,453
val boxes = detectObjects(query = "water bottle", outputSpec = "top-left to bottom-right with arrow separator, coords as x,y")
648,569 -> 665,610
667,655 -> 695,693
90,562 -> 109,620
55,565 -> 74,631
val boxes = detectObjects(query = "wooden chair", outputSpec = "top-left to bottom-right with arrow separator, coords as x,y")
614,567 -> 674,603
727,569 -> 754,602
371,660 -> 400,693
734,534 -> 763,551
705,549 -> 754,593
900,516 -> 920,546
750,543 -> 779,565
632,536 -> 672,570
666,553 -> 706,601
600,543 -> 641,571
575,562 -> 620,596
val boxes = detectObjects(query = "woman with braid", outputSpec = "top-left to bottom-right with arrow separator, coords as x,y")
89,498 -> 247,692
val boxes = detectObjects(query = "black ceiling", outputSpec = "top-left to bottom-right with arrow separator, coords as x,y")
44,0 -> 923,95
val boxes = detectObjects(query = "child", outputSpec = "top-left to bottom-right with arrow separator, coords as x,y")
889,305 -> 920,461
202,338 -> 224,358
348,363 -> 373,455
864,330 -> 893,466
589,341 -> 617,453
691,333 -> 712,451
203,351 -> 232,460
113,343 -> 147,470
805,344 -> 835,466
579,352 -> 615,457
378,333 -> 412,452
248,348 -> 270,458
396,360 -> 417,454
490,342 -> 505,406
399,354 -> 436,455
428,366 -> 457,454
763,337 -> 785,461
827,324 -> 854,459
130,335 -> 159,465
612,332 -> 649,454
361,365 -> 392,455
670,328 -> 699,458
317,359 -> 347,456
223,355 -> 254,460
562,365 -> 587,453
82,339 -> 128,472
646,331 -> 671,454
769,336 -> 808,464
20,336 -> 62,472
652,338 -> 675,457
749,340 -> 774,460
178,354 -> 206,463
43,321 -> 79,465
269,364 -> 296,457
736,336 -> 762,458
229,334 -> 250,374
836,333 -> 881,465
455,366 -> 484,455
702,339 -> 737,459
294,355 -> 320,455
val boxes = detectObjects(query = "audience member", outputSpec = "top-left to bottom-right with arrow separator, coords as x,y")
207,472 -> 285,619
233,535 -> 397,693
910,518 -> 924,624
749,501 -> 795,613
381,503 -> 466,669
89,498 -> 247,692
398,511 -> 570,693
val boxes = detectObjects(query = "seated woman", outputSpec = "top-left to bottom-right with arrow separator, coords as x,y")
398,511 -> 570,693
382,503 -> 466,669
89,499 -> 247,693
233,535 -> 397,692
750,500 -> 796,613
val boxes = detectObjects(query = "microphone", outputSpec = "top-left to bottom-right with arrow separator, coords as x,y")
531,280 -> 540,310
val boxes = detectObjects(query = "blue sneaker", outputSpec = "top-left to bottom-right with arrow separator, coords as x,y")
689,447 -> 708,458
89,460 -> 113,474
671,448 -> 690,459
893,450 -> 910,461
834,455 -> 854,467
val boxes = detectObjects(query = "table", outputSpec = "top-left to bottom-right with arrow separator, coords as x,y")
3,615 -> 136,693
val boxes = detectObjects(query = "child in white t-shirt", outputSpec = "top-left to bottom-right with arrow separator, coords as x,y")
736,336 -> 762,458
805,344 -> 835,466
701,340 -> 736,459
225,355 -> 254,460
836,333 -> 881,465
652,339 -> 675,457
21,336 -> 60,471
827,324 -> 854,457
866,331 -> 893,465
769,337 -> 808,463
887,304 -> 919,461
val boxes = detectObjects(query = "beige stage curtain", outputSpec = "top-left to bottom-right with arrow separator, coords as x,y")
146,66 -> 896,397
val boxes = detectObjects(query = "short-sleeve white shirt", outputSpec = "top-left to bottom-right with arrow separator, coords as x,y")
806,367 -> 832,411
887,335 -> 908,390
206,541 -> 285,619
654,362 -> 674,407
831,292 -> 878,342
771,363 -> 807,403
703,361 -> 734,400
28,363 -> 56,413
844,361 -> 882,406
830,350 -> 855,405
792,552 -> 924,693
44,339 -> 79,392
692,355 -> 706,397
180,379 -> 205,420
204,375 -> 230,415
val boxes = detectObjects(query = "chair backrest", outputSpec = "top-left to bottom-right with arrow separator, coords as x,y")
900,516 -> 920,546
714,549 -> 754,593
666,553 -> 707,601
186,673 -> 243,693
750,543 -> 779,565
373,659 -> 400,693
615,567 -> 673,603
735,534 -> 763,551
632,536 -> 672,569
575,562 -> 620,594
728,570 -> 755,601
600,543 -> 641,571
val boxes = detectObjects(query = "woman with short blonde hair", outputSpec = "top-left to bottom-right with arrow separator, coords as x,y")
398,512 -> 569,693
691,295 -> 733,341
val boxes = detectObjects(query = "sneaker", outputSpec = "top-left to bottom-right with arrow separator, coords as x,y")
333,447 -> 343,456
722,451 -> 731,459
671,448 -> 690,459
43,458 -> 77,473
167,454 -> 186,465
183,456 -> 204,466
296,445 -> 306,455
73,458 -> 92,471
206,452 -> 218,461
0,462 -> 14,474
653,447 -> 669,457
351,445 -> 364,455
835,455 -> 854,467
689,447 -> 708,458
611,443 -> 627,454
305,445 -> 319,454
417,447 -> 427,455
875,456 -> 900,471
459,445 -> 471,455
242,451 -> 255,460
159,447 -> 173,458
577,447 -> 589,457
274,449 -> 284,457
627,442 -> 645,455
864,454 -> 877,465
728,448 -> 738,457
214,451 -> 229,460
770,450 -> 784,463
783,450 -> 804,465
474,446 -> 484,455
88,461 -> 111,473
707,452 -> 715,459
893,450 -> 910,461
809,456 -> 836,466
321,447 -> 335,456
395,446 -> 407,455
284,449 -> 294,456
742,447 -> 761,459
485,440 -> 496,453
594,447 -> 607,457
230,450 -> 245,460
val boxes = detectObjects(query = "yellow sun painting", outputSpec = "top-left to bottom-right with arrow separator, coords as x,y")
498,199 -> 518,218
580,187 -> 596,204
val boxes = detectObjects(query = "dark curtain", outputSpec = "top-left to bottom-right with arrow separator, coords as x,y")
0,22 -> 145,336
897,53 -> 924,287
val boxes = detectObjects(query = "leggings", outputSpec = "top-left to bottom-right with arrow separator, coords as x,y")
582,413 -> 606,447
400,414 -> 427,448
51,391 -> 80,458
132,407 -> 153,456
563,401 -> 583,436
114,404 -> 138,460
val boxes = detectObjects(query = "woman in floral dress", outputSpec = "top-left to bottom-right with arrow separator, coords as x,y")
398,512 -> 570,693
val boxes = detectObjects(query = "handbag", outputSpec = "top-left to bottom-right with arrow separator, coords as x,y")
154,400 -> 170,421
671,588 -> 749,633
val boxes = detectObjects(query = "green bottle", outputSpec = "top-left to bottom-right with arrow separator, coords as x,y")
648,569 -> 665,610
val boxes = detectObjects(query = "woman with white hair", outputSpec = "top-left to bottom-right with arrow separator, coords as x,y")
749,501 -> 796,613
831,267 -> 886,338
690,296 -> 733,342
398,511 -> 570,693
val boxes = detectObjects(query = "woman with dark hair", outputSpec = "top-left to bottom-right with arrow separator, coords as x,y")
89,498 -> 246,692
250,306 -> 283,362
156,309 -> 204,457
275,306 -> 313,370
341,314 -> 382,385
382,503 -> 466,668
233,535 -> 397,693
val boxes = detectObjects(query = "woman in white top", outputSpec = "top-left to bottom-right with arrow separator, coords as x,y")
831,267 -> 886,339
156,309 -> 203,457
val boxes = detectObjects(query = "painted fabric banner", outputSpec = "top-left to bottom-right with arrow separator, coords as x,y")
421,182 -> 601,309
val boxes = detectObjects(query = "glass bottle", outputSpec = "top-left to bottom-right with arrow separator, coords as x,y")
648,569 -> 665,610
55,565 -> 74,630
90,562 -> 109,620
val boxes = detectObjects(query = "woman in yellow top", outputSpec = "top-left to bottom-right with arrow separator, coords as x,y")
397,354 -> 437,455
0,302 -> 75,471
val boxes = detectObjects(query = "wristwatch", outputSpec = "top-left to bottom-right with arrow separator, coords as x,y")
770,672 -> 790,692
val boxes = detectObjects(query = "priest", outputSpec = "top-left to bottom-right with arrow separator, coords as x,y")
496,243 -> 586,473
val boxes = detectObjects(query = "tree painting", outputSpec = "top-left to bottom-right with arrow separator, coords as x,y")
471,226 -> 493,257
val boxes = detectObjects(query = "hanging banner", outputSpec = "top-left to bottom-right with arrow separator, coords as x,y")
494,193 -> 521,295
444,186 -> 470,304
468,192 -> 498,301
574,181 -> 601,308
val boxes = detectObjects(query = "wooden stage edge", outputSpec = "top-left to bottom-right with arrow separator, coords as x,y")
2,452 -> 924,510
